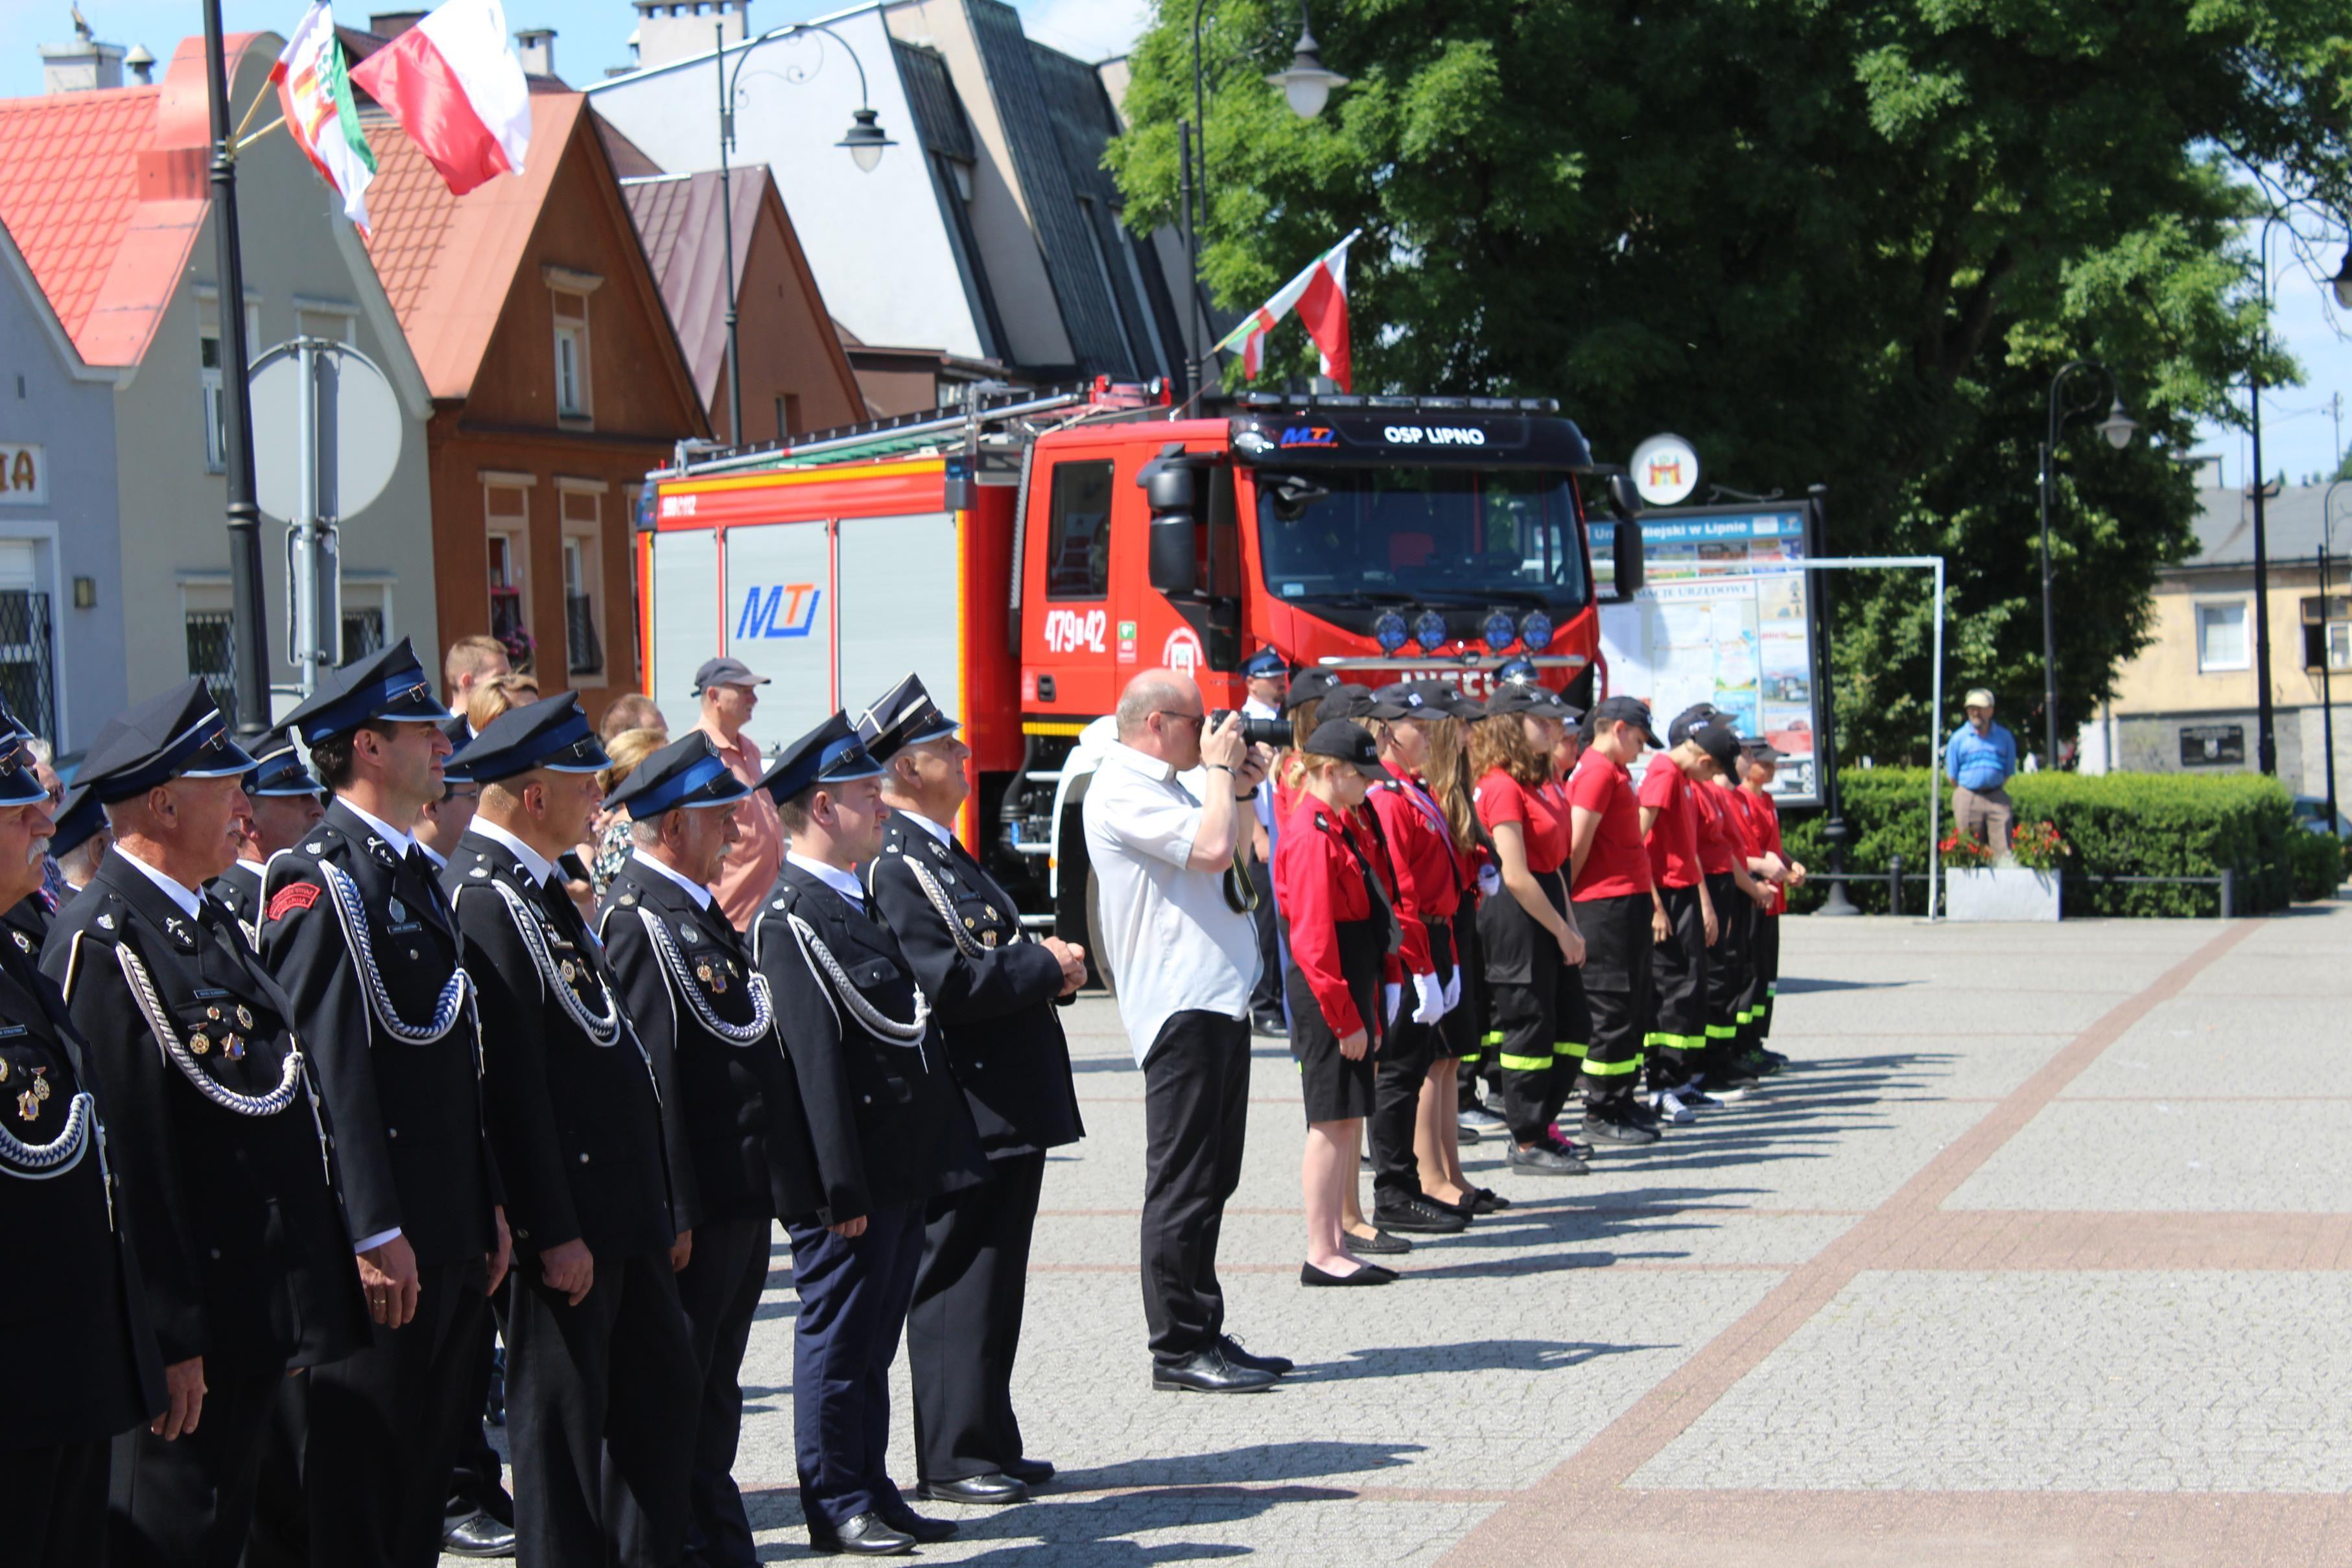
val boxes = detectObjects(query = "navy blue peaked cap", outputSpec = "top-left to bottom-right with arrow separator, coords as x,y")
0,729 -> 46,809
245,739 -> 322,798
49,783 -> 103,856
1241,646 -> 1288,679
760,711 -> 883,804
78,679 -> 257,803
281,638 -> 452,745
454,693 -> 609,784
438,717 -> 478,784
854,672 -> 959,763
606,733 -> 750,820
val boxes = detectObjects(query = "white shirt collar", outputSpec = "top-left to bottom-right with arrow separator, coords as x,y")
901,810 -> 954,848
337,799 -> 417,860
629,848 -> 714,910
1105,740 -> 1177,782
470,818 -> 556,885
416,841 -> 448,871
117,847 -> 204,919
786,850 -> 864,906
237,858 -> 267,877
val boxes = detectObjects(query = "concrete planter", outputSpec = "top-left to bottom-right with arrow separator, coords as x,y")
1946,865 -> 2063,922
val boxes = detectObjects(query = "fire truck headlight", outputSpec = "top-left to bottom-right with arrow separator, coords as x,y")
1519,611 -> 1554,651
1413,610 -> 1450,652
1374,610 -> 1410,654
1482,610 -> 1518,653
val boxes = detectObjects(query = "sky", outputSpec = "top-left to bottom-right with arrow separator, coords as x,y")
6,2 -> 2347,486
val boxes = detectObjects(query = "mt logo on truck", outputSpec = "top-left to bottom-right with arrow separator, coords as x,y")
735,583 -> 821,639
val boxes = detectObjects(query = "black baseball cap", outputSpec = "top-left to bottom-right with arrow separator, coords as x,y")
1667,703 -> 1721,747
692,657 -> 771,695
1590,696 -> 1662,749
1321,684 -> 1411,723
1484,685 -> 1562,719
1282,668 -> 1343,714
1742,735 -> 1787,762
1301,720 -> 1390,780
1693,723 -> 1742,771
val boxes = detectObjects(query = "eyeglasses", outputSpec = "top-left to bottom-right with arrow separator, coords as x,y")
1153,710 -> 1207,729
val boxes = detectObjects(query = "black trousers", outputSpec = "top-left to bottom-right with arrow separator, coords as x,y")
910,1149 -> 1047,1481
445,1316 -> 513,1527
264,1257 -> 489,1568
505,1247 -> 698,1568
3,1436 -> 110,1568
674,1213 -> 774,1568
1748,913 -> 1782,1039
1139,1010 -> 1251,1365
788,1200 -> 926,1531
108,1366 -> 279,1568
1575,893 -> 1654,1120
1247,858 -> 1284,1022
1703,872 -> 1749,1073
1646,883 -> 1709,1090
1369,1020 -> 1439,1208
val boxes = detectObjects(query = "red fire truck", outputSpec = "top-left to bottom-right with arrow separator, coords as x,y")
637,379 -> 1643,939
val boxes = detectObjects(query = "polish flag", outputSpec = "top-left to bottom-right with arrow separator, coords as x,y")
1216,229 -> 1360,391
351,0 -> 532,196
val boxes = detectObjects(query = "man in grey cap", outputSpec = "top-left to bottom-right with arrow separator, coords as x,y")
688,657 -> 784,930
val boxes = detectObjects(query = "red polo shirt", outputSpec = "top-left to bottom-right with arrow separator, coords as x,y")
1566,749 -> 1650,900
1638,760 -> 1702,889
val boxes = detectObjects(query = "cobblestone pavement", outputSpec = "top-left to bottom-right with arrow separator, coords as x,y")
447,904 -> 2352,1566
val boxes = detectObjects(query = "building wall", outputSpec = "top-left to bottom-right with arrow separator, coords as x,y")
587,11 -> 989,361
715,196 -> 868,441
0,239 -> 123,755
2102,561 -> 2343,794
116,62 -> 438,734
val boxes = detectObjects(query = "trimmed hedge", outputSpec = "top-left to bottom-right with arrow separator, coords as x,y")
1776,769 -> 2342,917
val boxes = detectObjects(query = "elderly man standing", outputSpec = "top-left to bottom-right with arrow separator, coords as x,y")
688,658 -> 785,932
1082,669 -> 1288,1394
1946,688 -> 2019,856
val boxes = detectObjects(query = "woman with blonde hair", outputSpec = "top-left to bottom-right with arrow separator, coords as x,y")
465,672 -> 541,736
589,727 -> 672,896
1472,688 -> 1588,1175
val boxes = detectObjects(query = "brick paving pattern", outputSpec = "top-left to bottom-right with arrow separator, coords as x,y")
445,904 -> 2352,1565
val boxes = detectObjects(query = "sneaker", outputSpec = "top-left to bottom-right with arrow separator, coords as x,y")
1251,1011 -> 1288,1036
1506,1142 -> 1590,1175
1650,1090 -> 1697,1126
1708,1079 -> 1754,1103
1457,1123 -> 1483,1146
1545,1127 -> 1595,1160
1678,1087 -> 1724,1110
1458,1105 -> 1507,1135
1372,1196 -> 1471,1234
1622,1098 -> 1662,1129
1761,1048 -> 1789,1069
1582,1116 -> 1661,1147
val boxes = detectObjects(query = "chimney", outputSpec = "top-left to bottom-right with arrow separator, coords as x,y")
515,27 -> 556,78
633,0 -> 747,71
124,44 -> 155,85
39,12 -> 127,93
370,11 -> 427,38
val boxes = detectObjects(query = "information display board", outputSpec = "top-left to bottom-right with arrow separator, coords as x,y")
1590,506 -> 1823,804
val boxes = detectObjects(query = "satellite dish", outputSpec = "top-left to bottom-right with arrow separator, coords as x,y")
249,342 -> 402,522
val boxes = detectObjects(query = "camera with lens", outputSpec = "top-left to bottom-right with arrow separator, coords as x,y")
1209,710 -> 1293,747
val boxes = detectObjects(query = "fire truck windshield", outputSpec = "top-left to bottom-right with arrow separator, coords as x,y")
1253,466 -> 1588,611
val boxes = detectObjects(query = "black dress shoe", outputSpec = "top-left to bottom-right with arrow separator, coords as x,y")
917,1473 -> 1028,1505
1152,1348 -> 1276,1393
1506,1142 -> 1588,1175
878,1505 -> 959,1542
1217,1334 -> 1293,1376
1301,1261 -> 1394,1286
1373,1196 -> 1470,1234
810,1512 -> 915,1556
442,1510 -> 518,1558
1002,1457 -> 1055,1486
1345,1227 -> 1412,1255
1470,1187 -> 1510,1213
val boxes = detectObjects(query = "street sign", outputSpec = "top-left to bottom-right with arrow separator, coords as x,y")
249,340 -> 403,696
250,343 -> 401,524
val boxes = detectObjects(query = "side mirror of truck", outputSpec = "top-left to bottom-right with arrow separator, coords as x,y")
1606,474 -> 1645,601
1145,465 -> 1201,596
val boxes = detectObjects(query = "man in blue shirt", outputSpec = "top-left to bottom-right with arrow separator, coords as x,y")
1946,688 -> 2018,855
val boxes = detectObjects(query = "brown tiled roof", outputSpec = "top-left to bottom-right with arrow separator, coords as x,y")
359,92 -> 585,399
620,168 -> 764,410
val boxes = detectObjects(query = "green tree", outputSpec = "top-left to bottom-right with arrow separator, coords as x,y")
1109,0 -> 2352,762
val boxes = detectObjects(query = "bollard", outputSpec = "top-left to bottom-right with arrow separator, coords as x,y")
1888,853 -> 1905,915
2218,868 -> 2234,920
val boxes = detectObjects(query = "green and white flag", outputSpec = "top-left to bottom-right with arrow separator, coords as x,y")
272,3 -> 377,232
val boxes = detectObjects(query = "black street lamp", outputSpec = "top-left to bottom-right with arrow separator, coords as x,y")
714,21 -> 893,445
1177,0 -> 1347,399
202,0 -> 272,740
2037,360 -> 2137,769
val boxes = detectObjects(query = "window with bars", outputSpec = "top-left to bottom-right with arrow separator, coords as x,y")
0,591 -> 57,745
185,609 -> 238,727
342,605 -> 386,663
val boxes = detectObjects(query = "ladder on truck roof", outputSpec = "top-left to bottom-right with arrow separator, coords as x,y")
657,377 -> 1171,482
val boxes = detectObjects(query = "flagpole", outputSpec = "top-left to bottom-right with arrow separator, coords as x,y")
202,0 -> 275,740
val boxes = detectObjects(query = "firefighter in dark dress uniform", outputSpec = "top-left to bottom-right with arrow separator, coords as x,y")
0,725 -> 166,1568
440,694 -> 696,1568
0,705 -> 60,953
206,738 -> 325,947
40,679 -> 369,1568
596,732 -> 821,1568
253,642 -> 509,1568
856,673 -> 1085,1504
750,710 -> 982,1557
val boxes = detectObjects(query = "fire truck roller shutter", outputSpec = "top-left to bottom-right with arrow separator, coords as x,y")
724,520 -> 837,740
836,511 -> 965,752
649,527 -> 720,734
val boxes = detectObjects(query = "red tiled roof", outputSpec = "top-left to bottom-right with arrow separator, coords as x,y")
0,32 -> 274,367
